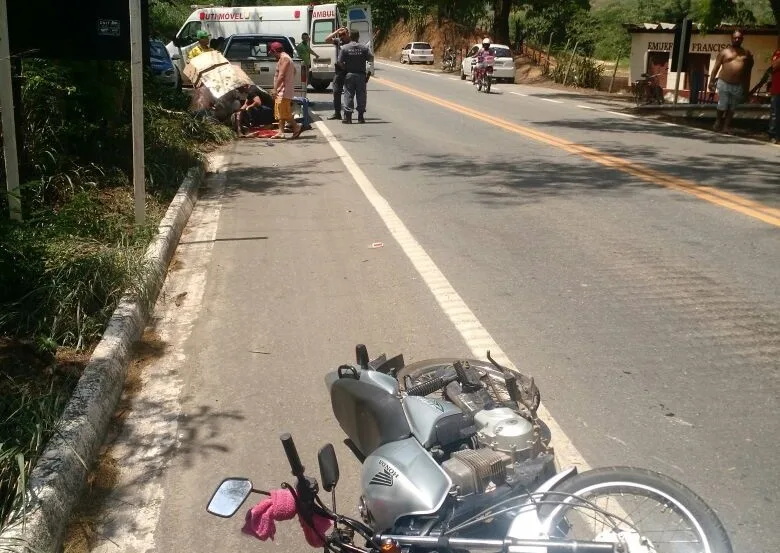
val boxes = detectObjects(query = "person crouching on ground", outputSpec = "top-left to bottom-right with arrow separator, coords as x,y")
269,42 -> 305,139
232,84 -> 275,136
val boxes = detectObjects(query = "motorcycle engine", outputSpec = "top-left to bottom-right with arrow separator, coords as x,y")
473,407 -> 537,455
441,407 -> 544,496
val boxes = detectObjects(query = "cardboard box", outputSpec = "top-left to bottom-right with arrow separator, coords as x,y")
184,51 -> 253,99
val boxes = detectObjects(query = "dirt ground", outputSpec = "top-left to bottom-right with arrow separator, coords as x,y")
376,18 -> 494,60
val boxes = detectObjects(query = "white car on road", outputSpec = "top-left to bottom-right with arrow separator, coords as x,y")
461,43 -> 516,83
400,42 -> 434,65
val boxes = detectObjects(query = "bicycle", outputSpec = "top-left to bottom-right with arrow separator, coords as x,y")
632,72 -> 665,106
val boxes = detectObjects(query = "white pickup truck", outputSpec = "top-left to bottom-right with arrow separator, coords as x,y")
221,34 -> 307,99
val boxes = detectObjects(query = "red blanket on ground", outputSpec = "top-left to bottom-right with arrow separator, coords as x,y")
241,127 -> 279,138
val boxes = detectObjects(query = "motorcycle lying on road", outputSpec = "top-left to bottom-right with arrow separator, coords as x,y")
207,345 -> 733,553
472,56 -> 495,93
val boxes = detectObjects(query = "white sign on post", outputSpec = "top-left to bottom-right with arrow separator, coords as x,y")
0,0 -> 22,221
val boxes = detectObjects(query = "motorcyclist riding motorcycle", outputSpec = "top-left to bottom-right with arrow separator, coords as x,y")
473,37 -> 494,85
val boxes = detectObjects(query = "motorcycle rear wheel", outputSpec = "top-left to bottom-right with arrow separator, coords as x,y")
539,467 -> 733,553
485,77 -> 491,93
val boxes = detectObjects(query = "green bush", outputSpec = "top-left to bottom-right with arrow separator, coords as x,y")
0,0 -> 235,534
549,50 -> 606,89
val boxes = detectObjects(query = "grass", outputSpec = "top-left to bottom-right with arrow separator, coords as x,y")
0,341 -> 83,530
0,56 -> 233,533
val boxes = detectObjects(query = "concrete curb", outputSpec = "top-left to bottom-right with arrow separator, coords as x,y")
0,164 -> 208,553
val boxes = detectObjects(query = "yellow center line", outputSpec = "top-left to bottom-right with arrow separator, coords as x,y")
374,76 -> 780,228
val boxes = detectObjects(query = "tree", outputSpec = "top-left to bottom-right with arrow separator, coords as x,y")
493,0 -> 513,43
697,0 -> 779,32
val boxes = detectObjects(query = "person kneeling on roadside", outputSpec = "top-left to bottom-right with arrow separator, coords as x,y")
269,41 -> 305,139
232,83 -> 275,136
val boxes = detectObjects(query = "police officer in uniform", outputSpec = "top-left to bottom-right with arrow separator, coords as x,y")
338,30 -> 374,124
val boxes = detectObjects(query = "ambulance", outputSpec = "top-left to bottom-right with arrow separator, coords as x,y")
167,4 -> 374,91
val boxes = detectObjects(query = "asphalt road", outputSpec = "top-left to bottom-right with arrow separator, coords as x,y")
91,62 -> 779,553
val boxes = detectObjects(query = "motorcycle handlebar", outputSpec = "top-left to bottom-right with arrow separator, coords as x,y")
280,433 -> 305,478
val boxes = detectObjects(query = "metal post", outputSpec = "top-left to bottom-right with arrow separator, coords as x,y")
0,0 -> 21,221
673,16 -> 689,105
563,40 -> 579,86
609,50 -> 622,93
129,0 -> 145,225
544,31 -> 554,74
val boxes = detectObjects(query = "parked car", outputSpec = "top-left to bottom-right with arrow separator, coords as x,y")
460,43 -> 515,83
149,39 -> 181,90
400,42 -> 434,65
221,34 -> 307,100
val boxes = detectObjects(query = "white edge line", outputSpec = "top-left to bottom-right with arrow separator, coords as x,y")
577,105 -> 599,110
539,98 -> 564,104
313,119 -> 591,473
375,60 -> 440,77
605,110 -> 637,118
510,91 -> 529,97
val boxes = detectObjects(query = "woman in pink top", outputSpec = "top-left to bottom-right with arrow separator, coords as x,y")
270,42 -> 304,139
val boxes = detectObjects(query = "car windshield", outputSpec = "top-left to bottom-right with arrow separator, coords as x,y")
224,38 -> 295,60
491,47 -> 512,58
413,43 -> 432,50
149,41 -> 168,60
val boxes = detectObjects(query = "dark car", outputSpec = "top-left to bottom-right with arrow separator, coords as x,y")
150,39 -> 181,90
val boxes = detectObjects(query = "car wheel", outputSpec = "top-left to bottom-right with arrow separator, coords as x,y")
460,67 -> 466,80
428,61 -> 434,65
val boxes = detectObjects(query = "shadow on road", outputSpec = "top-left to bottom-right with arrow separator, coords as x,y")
389,148 -> 780,210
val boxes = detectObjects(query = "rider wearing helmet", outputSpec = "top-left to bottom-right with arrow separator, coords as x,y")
473,38 -> 493,83
477,38 -> 492,61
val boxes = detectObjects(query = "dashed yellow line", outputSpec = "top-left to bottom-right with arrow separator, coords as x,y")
374,76 -> 780,228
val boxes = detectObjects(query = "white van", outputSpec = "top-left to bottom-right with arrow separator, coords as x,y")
167,3 -> 373,91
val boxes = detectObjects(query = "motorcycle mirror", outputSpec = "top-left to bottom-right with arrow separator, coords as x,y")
318,443 -> 340,492
206,477 -> 253,518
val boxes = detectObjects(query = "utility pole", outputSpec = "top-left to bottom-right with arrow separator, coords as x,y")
0,0 -> 22,221
129,0 -> 145,225
673,16 -> 690,105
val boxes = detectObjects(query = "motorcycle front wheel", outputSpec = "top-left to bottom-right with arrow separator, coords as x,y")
485,76 -> 491,93
539,467 -> 733,553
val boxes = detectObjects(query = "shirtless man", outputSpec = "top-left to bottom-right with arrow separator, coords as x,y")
708,30 -> 754,134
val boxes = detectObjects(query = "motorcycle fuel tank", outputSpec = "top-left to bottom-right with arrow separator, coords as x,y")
361,437 -> 453,532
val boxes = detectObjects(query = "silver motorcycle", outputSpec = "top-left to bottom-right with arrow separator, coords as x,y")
207,345 -> 733,553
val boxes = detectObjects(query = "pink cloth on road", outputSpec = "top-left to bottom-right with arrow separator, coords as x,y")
241,488 -> 332,548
